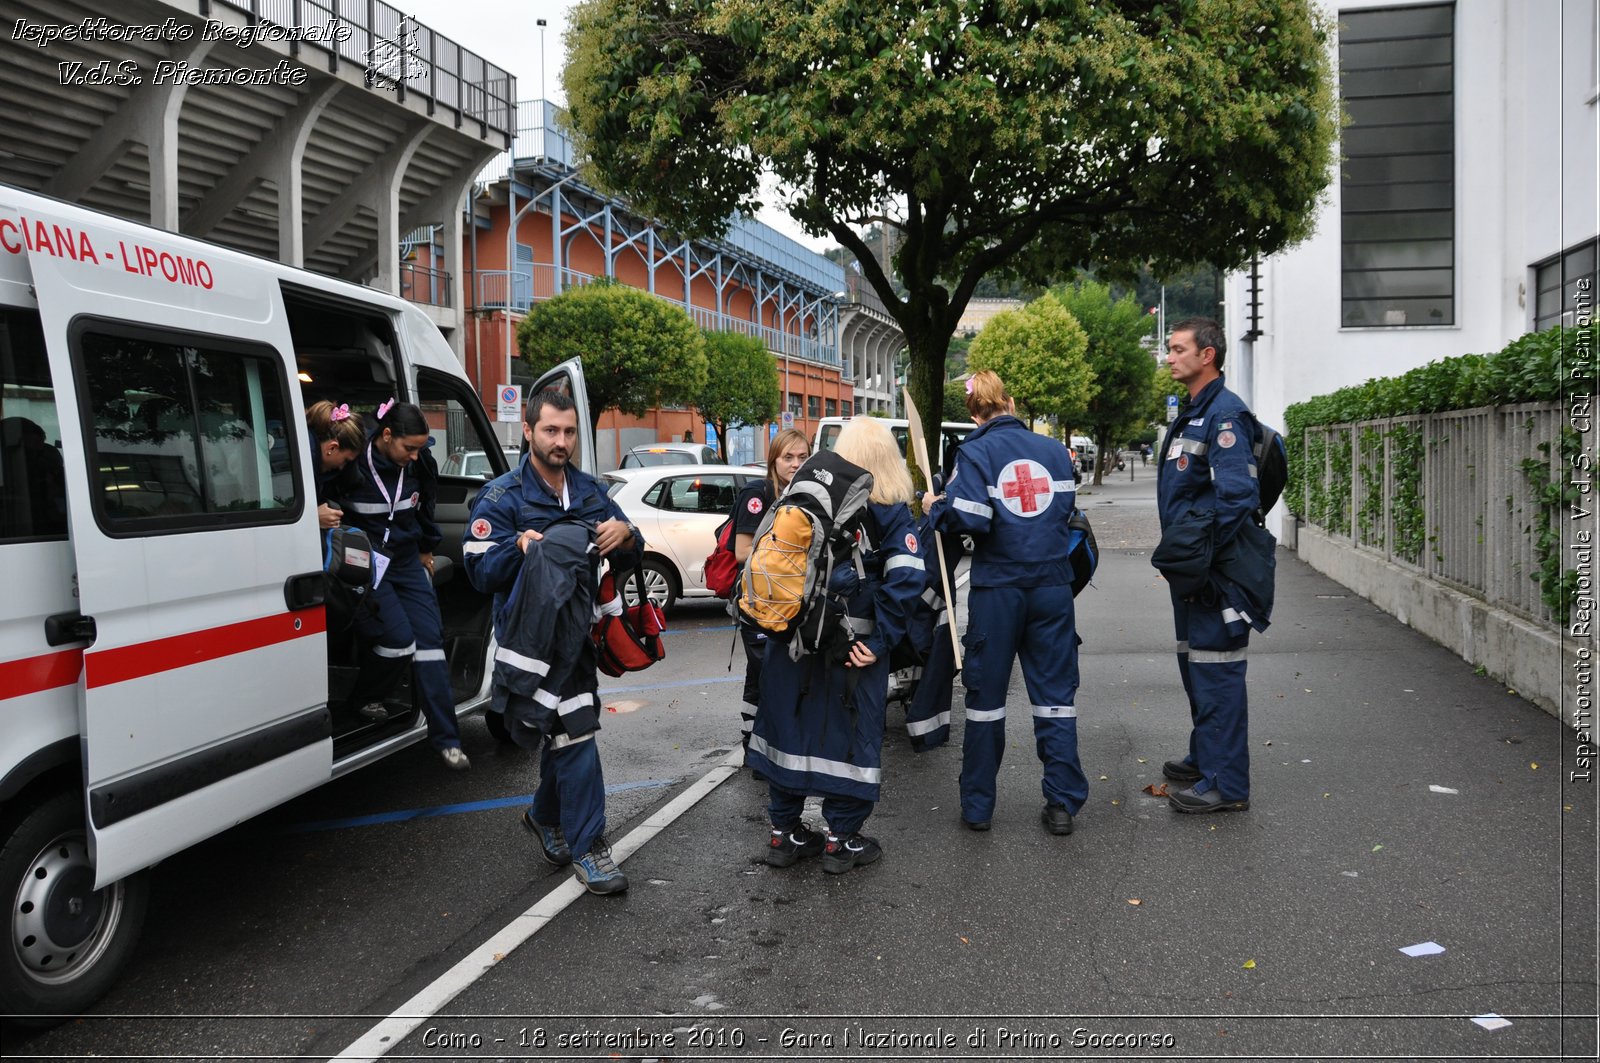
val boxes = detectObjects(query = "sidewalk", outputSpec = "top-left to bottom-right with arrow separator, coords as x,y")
445,464 -> 1597,1059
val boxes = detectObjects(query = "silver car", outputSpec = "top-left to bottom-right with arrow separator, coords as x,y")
603,464 -> 763,611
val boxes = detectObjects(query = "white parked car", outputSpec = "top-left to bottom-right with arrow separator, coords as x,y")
619,441 -> 721,468
603,464 -> 765,610
440,447 -> 521,478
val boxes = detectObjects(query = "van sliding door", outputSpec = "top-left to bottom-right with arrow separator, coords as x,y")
25,208 -> 330,887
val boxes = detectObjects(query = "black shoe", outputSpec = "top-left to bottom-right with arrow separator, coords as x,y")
961,815 -> 991,832
1162,758 -> 1203,783
1167,786 -> 1249,814
521,809 -> 572,866
1041,802 -> 1074,835
821,832 -> 882,874
763,825 -> 824,868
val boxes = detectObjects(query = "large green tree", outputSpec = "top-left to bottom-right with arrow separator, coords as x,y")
563,0 -> 1336,450
517,279 -> 708,418
1053,281 -> 1157,484
966,298 -> 1093,429
698,330 -> 781,461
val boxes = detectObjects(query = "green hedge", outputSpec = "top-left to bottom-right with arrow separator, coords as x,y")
1284,321 -> 1597,514
1283,320 -> 1596,622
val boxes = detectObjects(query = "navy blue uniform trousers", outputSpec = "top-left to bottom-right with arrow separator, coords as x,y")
353,550 -> 461,751
1170,589 -> 1251,800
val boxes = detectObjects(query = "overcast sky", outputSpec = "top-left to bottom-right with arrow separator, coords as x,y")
395,0 -> 834,253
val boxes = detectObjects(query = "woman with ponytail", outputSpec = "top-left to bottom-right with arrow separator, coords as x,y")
338,398 -> 469,769
305,400 -> 364,529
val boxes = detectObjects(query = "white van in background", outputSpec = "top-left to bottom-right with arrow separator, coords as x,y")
0,185 -> 591,1022
813,416 -> 976,479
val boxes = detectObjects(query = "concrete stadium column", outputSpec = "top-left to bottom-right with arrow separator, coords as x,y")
372,123 -> 434,295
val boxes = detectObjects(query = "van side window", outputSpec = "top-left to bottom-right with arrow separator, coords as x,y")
76,325 -> 299,531
0,308 -> 68,542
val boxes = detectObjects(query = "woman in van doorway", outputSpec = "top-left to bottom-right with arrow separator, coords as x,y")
729,428 -> 810,747
338,399 -> 469,770
305,400 -> 364,529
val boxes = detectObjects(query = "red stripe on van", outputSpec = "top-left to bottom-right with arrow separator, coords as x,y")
84,608 -> 327,689
0,649 -> 85,698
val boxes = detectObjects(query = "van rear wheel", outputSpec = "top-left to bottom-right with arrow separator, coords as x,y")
0,791 -> 149,1026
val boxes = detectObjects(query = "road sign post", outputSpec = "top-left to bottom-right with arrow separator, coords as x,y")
497,385 -> 523,423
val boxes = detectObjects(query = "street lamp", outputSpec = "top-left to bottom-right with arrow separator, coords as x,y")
535,19 -> 547,104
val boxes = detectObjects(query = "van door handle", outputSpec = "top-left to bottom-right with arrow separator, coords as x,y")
45,612 -> 97,647
284,571 -> 326,611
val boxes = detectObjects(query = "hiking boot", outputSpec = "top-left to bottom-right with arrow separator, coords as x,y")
572,838 -> 629,895
821,832 -> 882,875
961,816 -> 992,832
439,746 -> 470,770
521,809 -> 572,866
1162,758 -> 1202,783
1168,786 -> 1249,814
1041,802 -> 1074,835
763,826 -> 824,868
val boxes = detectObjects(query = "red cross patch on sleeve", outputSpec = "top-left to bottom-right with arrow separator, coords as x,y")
747,496 -> 763,515
905,532 -> 919,554
470,518 -> 492,539
1217,430 -> 1237,449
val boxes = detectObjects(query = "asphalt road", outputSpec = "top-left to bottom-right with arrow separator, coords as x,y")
4,465 -> 1595,1061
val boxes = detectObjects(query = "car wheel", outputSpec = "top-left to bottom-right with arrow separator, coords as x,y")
0,791 -> 150,1027
625,558 -> 677,613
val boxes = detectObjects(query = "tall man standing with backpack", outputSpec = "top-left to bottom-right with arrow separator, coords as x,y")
1154,319 -> 1276,814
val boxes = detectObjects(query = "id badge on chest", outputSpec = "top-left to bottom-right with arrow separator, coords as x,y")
371,540 -> 392,588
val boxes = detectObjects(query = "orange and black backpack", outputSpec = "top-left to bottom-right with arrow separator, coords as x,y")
736,450 -> 874,660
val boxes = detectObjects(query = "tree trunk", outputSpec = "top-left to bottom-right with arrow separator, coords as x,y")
904,334 -> 947,492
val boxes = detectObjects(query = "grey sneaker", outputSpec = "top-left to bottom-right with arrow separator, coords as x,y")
571,838 -> 628,895
439,746 -> 470,770
521,809 -> 572,866
357,701 -> 389,721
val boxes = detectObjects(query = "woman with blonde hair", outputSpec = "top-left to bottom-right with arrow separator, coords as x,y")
924,369 -> 1087,836
746,416 -> 926,875
728,427 -> 811,746
305,399 -> 365,529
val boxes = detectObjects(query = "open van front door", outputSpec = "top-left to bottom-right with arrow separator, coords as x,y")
529,357 -> 594,476
24,209 -> 329,887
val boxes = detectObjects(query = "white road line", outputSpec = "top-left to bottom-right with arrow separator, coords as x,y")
329,747 -> 745,1062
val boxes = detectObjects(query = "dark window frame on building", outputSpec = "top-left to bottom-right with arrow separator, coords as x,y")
1339,2 -> 1456,328
1532,239 -> 1599,332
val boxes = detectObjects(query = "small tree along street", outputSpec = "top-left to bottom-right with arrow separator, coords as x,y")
563,0 -> 1336,457
517,280 -> 709,419
698,330 -> 782,462
966,296 -> 1093,430
1053,281 -> 1159,484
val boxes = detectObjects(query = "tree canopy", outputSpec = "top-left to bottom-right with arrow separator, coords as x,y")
517,280 -> 708,418
967,297 -> 1093,429
698,330 -> 781,461
564,0 -> 1337,445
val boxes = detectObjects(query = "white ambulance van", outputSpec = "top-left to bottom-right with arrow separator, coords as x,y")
0,186 -> 591,1021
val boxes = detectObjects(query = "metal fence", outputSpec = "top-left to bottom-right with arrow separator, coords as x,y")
1299,402 -> 1570,628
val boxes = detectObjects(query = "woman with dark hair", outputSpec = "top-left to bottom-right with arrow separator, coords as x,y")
338,398 -> 468,769
728,427 -> 811,746
305,400 -> 364,529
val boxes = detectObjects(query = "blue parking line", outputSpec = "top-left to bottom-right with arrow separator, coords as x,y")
282,778 -> 678,834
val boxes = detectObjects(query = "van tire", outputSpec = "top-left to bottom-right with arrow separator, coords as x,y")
0,791 -> 149,1026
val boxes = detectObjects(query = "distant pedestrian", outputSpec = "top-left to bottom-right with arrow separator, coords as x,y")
1154,319 -> 1275,813
924,370 -> 1087,836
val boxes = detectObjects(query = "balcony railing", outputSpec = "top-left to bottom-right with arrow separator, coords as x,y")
472,267 -> 840,368
400,262 -> 451,307
213,0 -> 515,141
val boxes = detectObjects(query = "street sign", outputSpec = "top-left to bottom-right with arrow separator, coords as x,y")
497,384 -> 522,422
781,410 -> 795,430
1166,394 -> 1180,423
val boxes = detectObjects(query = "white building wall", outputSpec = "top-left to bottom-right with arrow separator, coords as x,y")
1224,0 -> 1599,534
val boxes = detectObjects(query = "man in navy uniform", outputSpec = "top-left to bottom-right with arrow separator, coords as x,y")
1156,318 -> 1269,813
463,389 -> 641,893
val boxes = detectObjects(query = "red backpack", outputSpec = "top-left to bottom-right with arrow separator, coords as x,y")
703,515 -> 739,598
